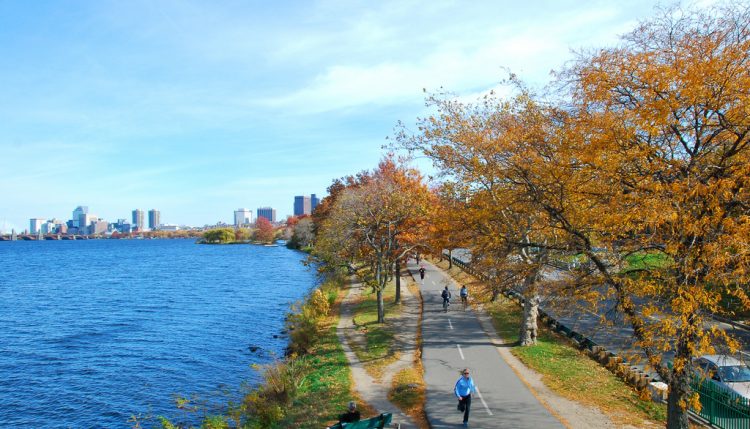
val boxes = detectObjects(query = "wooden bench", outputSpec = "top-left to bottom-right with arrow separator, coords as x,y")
328,412 -> 394,429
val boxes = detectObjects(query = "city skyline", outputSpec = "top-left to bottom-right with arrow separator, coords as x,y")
17,201 -> 296,235
0,1 -> 688,233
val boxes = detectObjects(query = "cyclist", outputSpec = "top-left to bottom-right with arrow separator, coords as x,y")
460,285 -> 468,310
441,286 -> 451,312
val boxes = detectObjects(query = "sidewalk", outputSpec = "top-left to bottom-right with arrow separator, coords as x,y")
411,259 -> 566,428
336,275 -> 420,428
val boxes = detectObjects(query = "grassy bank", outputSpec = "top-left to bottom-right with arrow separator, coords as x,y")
432,258 -> 666,428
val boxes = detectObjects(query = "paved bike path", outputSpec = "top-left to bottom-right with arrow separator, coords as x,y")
410,259 -> 565,428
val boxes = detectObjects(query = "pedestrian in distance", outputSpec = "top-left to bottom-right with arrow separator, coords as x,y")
455,368 -> 477,427
460,285 -> 468,310
441,286 -> 451,312
419,266 -> 426,283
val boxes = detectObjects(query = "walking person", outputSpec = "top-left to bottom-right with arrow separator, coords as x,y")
419,266 -> 426,284
455,368 -> 477,427
460,285 -> 468,310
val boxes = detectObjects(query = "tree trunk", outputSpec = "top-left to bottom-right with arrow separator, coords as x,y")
490,286 -> 500,302
376,288 -> 385,323
666,372 -> 691,429
395,259 -> 402,304
376,257 -> 385,323
448,249 -> 453,269
519,294 -> 539,346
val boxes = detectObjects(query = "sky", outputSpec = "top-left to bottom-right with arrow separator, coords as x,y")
0,0 -> 713,232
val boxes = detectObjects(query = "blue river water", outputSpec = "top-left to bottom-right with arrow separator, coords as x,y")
0,239 -> 318,428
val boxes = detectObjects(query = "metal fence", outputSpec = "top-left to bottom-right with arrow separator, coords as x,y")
692,377 -> 750,429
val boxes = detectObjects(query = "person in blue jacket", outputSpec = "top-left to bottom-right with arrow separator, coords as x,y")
454,368 -> 477,427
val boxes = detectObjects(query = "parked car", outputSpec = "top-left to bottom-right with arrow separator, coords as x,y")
693,355 -> 750,400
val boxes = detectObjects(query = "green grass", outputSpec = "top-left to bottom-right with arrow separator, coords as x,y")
350,282 -> 402,376
279,323 -> 353,428
624,251 -> 672,272
486,297 -> 666,426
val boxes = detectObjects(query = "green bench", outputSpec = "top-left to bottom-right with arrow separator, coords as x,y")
328,412 -> 394,429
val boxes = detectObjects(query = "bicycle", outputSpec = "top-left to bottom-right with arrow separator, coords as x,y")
443,298 -> 450,312
461,295 -> 468,311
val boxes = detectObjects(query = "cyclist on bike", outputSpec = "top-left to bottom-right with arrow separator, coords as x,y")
460,285 -> 468,309
441,286 -> 451,311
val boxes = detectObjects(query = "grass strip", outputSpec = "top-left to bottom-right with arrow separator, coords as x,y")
350,281 -> 402,379
387,277 -> 429,429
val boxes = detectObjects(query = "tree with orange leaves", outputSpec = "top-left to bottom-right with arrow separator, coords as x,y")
253,216 -> 276,244
558,6 -> 750,427
315,156 -> 432,323
401,5 -> 750,427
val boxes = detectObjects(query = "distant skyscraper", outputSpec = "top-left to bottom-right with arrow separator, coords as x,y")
294,195 -> 312,216
234,208 -> 253,226
29,218 -> 45,234
72,206 -> 88,228
311,194 -> 320,213
148,209 -> 161,230
79,214 -> 96,234
257,207 -> 277,223
132,209 -> 145,231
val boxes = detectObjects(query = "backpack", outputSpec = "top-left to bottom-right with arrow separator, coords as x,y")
442,289 -> 450,299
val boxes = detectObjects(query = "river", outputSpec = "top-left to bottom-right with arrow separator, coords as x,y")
0,239 -> 318,428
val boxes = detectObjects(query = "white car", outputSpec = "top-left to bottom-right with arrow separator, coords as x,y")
693,355 -> 750,400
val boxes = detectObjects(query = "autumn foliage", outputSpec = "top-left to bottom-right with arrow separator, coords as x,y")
398,5 -> 750,428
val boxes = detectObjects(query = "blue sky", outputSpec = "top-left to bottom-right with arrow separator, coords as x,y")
0,0 -> 707,232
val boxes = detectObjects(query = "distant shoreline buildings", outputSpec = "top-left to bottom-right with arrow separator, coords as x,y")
22,206 -> 170,237
11,193 -> 324,237
257,207 -> 277,223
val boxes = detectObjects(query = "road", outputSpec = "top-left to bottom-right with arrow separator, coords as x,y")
447,249 -> 750,381
410,259 -> 565,428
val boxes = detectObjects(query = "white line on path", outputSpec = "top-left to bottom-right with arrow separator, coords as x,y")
475,386 -> 494,416
457,344 -> 465,360
448,318 -> 453,330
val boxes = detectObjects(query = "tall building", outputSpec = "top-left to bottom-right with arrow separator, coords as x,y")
90,219 -> 108,235
234,208 -> 253,226
79,214 -> 96,234
257,207 -> 277,223
294,195 -> 312,216
148,209 -> 161,230
72,206 -> 88,228
132,209 -> 145,231
311,194 -> 320,213
29,218 -> 45,234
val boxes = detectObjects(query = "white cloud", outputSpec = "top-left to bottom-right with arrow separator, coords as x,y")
256,1 -> 655,114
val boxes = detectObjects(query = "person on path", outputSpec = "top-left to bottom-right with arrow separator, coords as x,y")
338,401 -> 361,424
460,285 -> 468,309
419,266 -> 426,283
454,368 -> 477,427
441,286 -> 451,311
